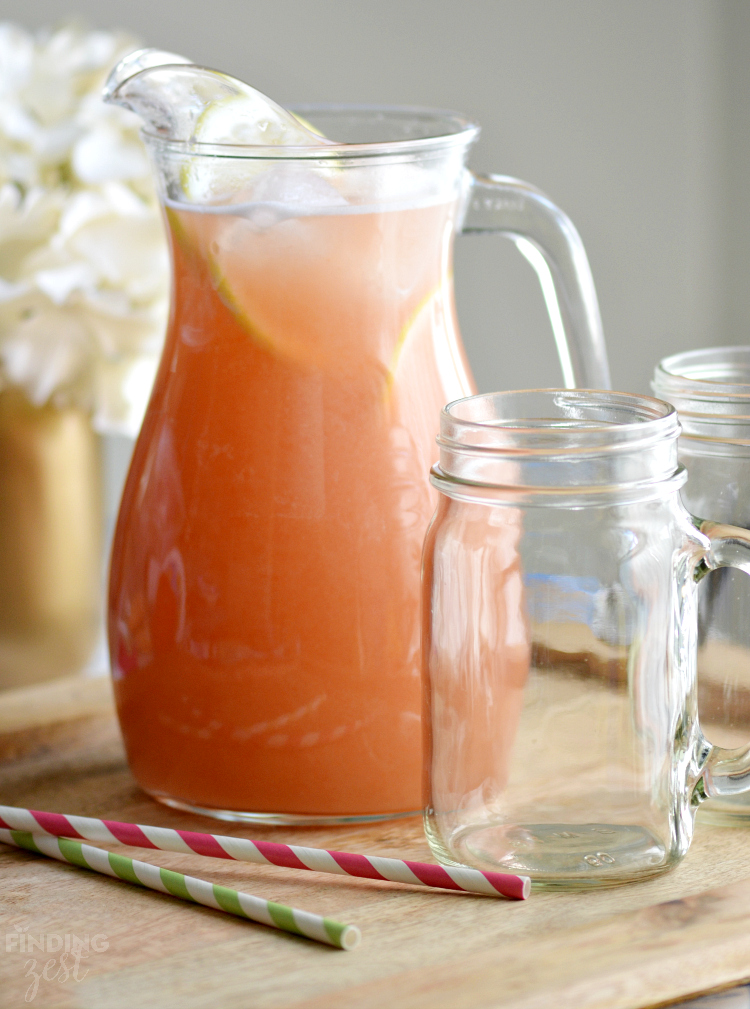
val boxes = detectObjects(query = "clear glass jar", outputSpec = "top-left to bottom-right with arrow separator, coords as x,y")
653,346 -> 750,824
422,389 -> 750,888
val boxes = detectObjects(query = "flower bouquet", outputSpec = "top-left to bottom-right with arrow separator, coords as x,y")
0,22 -> 168,688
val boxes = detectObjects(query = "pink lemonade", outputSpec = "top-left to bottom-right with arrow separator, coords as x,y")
109,193 -> 476,817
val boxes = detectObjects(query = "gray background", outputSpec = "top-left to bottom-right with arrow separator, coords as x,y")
10,0 -> 750,395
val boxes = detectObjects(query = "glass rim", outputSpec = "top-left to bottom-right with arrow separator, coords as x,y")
653,346 -> 750,403
433,390 -> 683,501
439,389 -> 678,453
143,103 -> 481,161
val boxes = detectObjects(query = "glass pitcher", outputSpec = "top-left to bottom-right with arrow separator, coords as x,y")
106,92 -> 610,822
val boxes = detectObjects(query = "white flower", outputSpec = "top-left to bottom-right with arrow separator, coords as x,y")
0,21 -> 169,436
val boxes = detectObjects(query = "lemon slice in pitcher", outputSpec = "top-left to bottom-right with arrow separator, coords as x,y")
184,90 -> 333,202
191,92 -> 328,147
105,50 -> 334,203
105,50 -> 343,361
105,49 -> 331,147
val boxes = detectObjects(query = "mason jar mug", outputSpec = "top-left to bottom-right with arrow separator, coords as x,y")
422,390 -> 750,888
653,346 -> 750,824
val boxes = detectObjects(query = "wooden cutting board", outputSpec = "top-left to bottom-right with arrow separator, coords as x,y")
1,677 -> 750,1009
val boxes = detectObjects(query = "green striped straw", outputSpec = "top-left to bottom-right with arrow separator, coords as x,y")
0,829 -> 360,950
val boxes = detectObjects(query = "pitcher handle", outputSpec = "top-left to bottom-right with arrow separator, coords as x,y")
692,521 -> 750,799
459,173 -> 610,390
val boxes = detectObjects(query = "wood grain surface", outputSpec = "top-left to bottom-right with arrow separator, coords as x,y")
0,674 -> 114,764
1,682 -> 750,1009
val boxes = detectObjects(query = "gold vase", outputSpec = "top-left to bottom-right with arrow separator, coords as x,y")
0,388 -> 103,689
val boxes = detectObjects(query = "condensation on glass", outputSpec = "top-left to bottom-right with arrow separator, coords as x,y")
422,389 -> 750,888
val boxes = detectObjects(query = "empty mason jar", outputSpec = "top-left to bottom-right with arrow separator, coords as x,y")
653,346 -> 750,824
422,389 -> 750,888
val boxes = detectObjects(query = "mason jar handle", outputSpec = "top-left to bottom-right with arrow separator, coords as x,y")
460,173 -> 610,390
693,521 -> 750,799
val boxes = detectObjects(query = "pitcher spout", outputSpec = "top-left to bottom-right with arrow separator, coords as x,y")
103,49 -> 334,147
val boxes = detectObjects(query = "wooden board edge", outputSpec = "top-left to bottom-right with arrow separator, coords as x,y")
0,672 -> 114,734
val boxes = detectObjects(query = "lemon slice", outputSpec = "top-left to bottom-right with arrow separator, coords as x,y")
182,90 -> 333,202
385,279 -> 473,406
205,212 -> 354,369
191,91 -> 327,147
388,286 -> 440,385
105,52 -> 331,147
105,53 -> 334,204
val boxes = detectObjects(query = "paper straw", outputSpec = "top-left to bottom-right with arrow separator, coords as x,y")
0,828 -> 360,950
0,804 -> 529,900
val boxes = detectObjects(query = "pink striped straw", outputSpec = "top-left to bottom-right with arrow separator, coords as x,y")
0,805 -> 529,900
